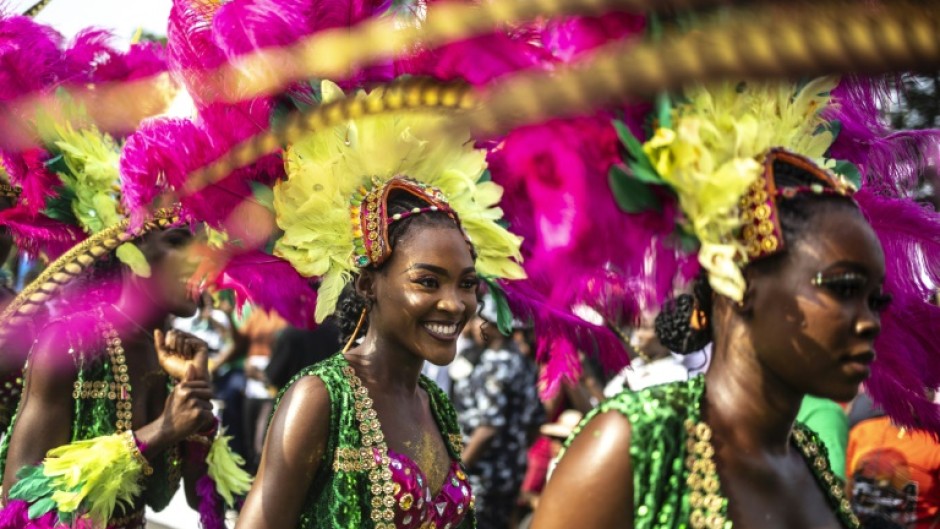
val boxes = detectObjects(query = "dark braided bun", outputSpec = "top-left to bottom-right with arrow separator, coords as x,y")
336,284 -> 368,345
655,272 -> 714,354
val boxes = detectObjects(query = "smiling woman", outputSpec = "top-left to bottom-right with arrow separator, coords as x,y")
234,81 -> 525,529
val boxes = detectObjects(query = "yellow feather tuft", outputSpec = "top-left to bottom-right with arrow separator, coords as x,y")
47,120 -> 123,235
274,81 -> 524,321
40,433 -> 145,528
206,429 -> 253,506
642,78 -> 838,301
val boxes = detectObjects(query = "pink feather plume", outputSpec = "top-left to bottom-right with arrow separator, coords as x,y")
0,205 -> 85,259
215,250 -> 318,328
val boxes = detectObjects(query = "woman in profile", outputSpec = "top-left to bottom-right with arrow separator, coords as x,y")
531,78 -> 940,529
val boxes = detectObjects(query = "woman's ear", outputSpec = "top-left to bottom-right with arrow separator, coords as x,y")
355,270 -> 377,306
737,269 -> 761,317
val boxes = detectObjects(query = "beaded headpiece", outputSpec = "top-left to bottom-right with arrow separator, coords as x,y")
0,181 -> 21,199
609,76 -> 940,435
613,78 -> 850,301
739,148 -> 857,263
274,80 -> 525,323
351,178 -> 465,269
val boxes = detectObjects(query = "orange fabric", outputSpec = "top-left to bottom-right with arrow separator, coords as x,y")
847,416 -> 940,528
243,309 -> 288,358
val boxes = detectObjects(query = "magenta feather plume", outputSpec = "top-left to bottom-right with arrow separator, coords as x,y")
855,190 -> 940,435
828,77 -> 940,197
209,0 -> 398,90
62,29 -> 168,84
0,499 -> 60,529
215,250 -> 317,328
501,280 -> 628,396
210,0 -> 316,58
60,29 -> 119,84
211,0 -> 394,57
0,14 -> 65,102
196,474 -> 226,529
120,97 -> 281,228
167,0 -> 228,103
492,115 -> 686,309
120,117 -> 207,226
0,205 -> 85,259
120,41 -> 170,80
1,148 -> 62,216
541,12 -> 646,63
409,32 -> 551,86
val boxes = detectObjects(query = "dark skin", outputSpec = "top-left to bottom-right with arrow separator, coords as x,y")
237,223 -> 479,529
2,228 -> 216,510
532,206 -> 887,529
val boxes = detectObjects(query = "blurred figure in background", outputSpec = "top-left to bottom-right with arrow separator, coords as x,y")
518,331 -> 596,528
847,388 -> 940,529
453,314 -> 545,529
265,318 -> 341,391
603,316 -> 691,395
171,292 -> 231,354
236,304 -> 288,472
517,409 -> 584,529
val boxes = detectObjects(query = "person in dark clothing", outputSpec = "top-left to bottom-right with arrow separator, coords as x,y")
266,319 -> 342,390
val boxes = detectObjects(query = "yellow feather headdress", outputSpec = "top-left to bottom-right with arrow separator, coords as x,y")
274,80 -> 525,322
637,77 -> 841,301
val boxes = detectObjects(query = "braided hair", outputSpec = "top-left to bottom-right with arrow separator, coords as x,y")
655,159 -> 861,354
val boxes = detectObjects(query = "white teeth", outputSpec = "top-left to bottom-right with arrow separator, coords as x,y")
424,323 -> 458,336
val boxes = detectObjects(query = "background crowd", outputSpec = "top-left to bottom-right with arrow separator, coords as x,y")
1,239 -> 939,529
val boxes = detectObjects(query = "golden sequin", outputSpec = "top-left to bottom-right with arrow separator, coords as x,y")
340,361 -> 397,524
685,416 -> 859,529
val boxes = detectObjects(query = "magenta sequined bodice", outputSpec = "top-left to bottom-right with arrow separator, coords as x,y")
378,448 -> 472,529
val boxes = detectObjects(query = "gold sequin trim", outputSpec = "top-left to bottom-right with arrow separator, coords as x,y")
684,417 -> 859,529
448,433 -> 464,454
339,363 -> 396,526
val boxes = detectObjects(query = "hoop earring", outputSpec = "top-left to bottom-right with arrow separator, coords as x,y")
342,307 -> 368,353
690,306 -> 708,331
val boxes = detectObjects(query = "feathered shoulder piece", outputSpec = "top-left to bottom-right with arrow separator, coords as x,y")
274,80 -> 525,322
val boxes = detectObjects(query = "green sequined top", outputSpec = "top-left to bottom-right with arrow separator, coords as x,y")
0,325 -> 182,521
273,354 -> 475,529
563,376 -> 860,529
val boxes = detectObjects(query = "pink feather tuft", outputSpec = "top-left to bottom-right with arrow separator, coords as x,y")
120,117 -> 208,226
120,97 -> 281,229
0,205 -> 85,259
62,29 -> 168,84
0,499 -> 61,529
855,190 -> 940,435
1,148 -> 62,216
541,12 -> 646,63
60,29 -> 119,84
215,250 -> 318,329
120,41 -> 170,80
501,280 -> 628,396
827,76 -> 940,198
167,0 -> 228,103
491,115 -> 687,315
209,0 -> 398,89
409,32 -> 550,86
0,14 -> 65,102
196,471 -> 226,529
210,0 -> 316,58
